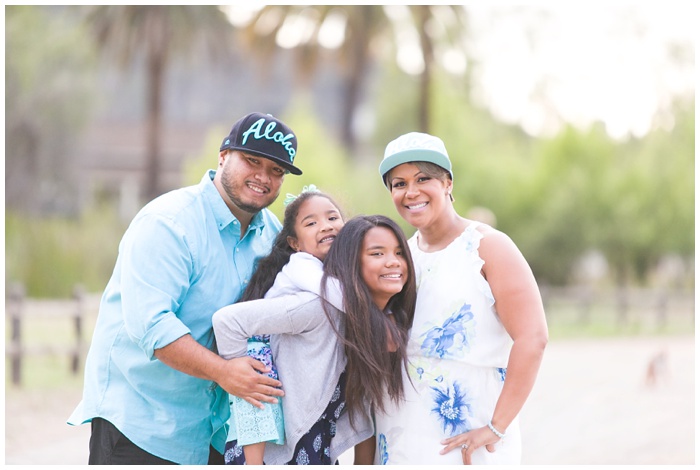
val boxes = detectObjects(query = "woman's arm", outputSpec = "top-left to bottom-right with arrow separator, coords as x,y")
481,228 -> 548,433
440,228 -> 548,461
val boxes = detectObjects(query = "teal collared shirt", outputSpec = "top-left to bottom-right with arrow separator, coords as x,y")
68,170 -> 282,464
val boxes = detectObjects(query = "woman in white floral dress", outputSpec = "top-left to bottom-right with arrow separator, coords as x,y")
374,132 -> 549,464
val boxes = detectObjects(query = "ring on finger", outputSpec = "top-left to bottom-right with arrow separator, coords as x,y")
461,443 -> 469,450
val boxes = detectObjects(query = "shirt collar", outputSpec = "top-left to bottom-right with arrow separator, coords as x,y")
248,210 -> 265,234
201,170 -> 266,234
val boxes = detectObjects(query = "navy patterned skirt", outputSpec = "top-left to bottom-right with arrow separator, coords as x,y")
224,372 -> 347,465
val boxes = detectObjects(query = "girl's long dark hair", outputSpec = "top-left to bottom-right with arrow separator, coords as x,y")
321,215 -> 416,425
239,190 -> 343,302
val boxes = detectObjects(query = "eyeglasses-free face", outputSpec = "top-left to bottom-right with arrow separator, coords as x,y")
287,195 -> 345,262
387,162 -> 452,231
360,226 -> 408,310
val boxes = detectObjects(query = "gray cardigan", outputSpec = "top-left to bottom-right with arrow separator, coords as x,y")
212,291 -> 373,464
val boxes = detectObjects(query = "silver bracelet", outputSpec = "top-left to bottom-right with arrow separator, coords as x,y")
488,421 -> 506,440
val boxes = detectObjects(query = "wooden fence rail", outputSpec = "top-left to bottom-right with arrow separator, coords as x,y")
4,282 -> 694,387
539,284 -> 695,330
7,282 -> 25,386
5,282 -> 90,386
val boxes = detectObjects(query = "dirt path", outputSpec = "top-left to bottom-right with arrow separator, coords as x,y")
4,335 -> 694,465
519,335 -> 694,465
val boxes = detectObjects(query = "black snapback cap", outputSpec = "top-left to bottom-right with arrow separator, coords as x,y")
220,112 -> 302,175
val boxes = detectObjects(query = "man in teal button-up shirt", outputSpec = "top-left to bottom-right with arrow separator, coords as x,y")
68,112 -> 304,465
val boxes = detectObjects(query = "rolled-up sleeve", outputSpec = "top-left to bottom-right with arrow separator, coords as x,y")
119,213 -> 193,359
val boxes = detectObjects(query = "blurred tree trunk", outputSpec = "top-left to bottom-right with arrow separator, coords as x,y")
340,6 -> 373,153
417,5 -> 433,134
84,6 -> 233,203
144,13 -> 167,202
236,5 -> 468,154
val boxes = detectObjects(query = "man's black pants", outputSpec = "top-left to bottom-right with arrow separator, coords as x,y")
88,417 -> 224,465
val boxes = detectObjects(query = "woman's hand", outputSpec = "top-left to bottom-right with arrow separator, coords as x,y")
439,426 -> 500,465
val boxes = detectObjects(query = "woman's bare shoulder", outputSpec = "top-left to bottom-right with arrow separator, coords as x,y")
473,222 -> 522,261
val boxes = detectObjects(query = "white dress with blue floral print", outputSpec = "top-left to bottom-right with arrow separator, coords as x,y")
374,222 -> 521,464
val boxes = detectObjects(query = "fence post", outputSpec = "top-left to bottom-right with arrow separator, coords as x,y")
578,286 -> 592,325
71,284 -> 85,374
616,287 -> 628,327
656,289 -> 668,330
9,282 -> 25,386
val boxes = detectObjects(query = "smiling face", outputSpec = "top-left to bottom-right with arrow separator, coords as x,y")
387,162 -> 452,231
218,150 -> 286,215
360,226 -> 408,310
287,195 -> 345,261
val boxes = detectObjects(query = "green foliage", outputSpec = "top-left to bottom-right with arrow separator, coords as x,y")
578,104 -> 695,285
509,125 -> 612,284
5,6 -> 98,214
430,72 -> 534,216
5,205 -> 127,298
372,62 -> 423,143
501,116 -> 693,286
6,6 -> 96,114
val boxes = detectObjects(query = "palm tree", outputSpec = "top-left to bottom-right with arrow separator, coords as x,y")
84,6 -> 233,202
379,4 -> 469,134
232,5 -> 387,153
230,5 -> 468,152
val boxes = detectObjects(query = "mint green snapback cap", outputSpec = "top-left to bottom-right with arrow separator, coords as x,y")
379,132 -> 453,182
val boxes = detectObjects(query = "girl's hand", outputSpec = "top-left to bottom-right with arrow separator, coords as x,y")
439,426 -> 499,465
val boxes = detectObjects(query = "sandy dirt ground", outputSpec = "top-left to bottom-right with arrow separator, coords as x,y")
4,335 -> 694,465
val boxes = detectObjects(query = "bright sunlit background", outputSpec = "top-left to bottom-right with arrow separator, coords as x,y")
225,2 -> 695,140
